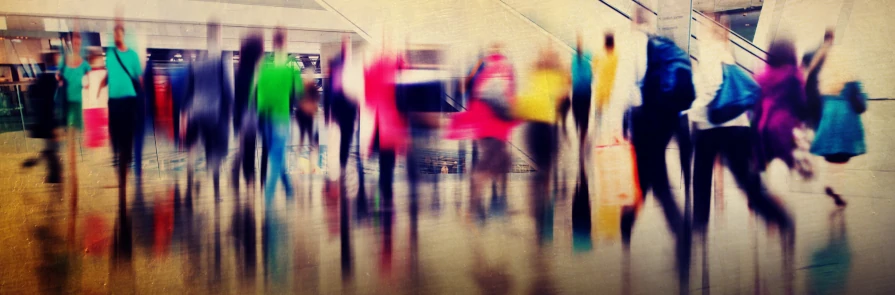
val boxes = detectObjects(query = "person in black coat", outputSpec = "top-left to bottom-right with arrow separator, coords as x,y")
24,51 -> 63,183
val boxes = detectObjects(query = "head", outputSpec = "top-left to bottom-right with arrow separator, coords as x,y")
70,31 -> 82,52
114,23 -> 126,48
341,34 -> 350,56
767,39 -> 797,68
633,6 -> 649,28
824,29 -> 835,45
604,31 -> 615,51
488,42 -> 503,56
576,32 -> 583,51
206,20 -> 222,53
41,51 -> 60,69
240,30 -> 265,66
86,46 -> 104,66
273,26 -> 286,52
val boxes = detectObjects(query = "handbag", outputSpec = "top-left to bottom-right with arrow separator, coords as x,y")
707,63 -> 760,124
843,81 -> 867,114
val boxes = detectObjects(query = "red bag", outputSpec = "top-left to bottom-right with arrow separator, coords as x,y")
82,108 -> 109,148
593,141 -> 643,242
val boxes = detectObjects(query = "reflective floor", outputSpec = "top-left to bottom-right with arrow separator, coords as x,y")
2,102 -> 895,294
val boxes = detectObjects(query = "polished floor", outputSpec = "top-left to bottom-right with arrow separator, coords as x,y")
2,102 -> 895,294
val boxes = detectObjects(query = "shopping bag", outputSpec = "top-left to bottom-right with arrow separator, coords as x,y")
83,108 -> 109,148
707,63 -> 760,124
592,141 -> 642,242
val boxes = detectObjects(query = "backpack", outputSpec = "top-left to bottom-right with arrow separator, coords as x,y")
473,56 -> 515,121
640,36 -> 696,114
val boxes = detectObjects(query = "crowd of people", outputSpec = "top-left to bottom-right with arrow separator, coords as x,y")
24,9 -> 869,249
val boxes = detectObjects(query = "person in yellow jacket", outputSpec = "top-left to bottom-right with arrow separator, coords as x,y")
515,45 -> 571,200
593,31 -> 619,145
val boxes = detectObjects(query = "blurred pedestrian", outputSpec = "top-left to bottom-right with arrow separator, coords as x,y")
59,31 -> 91,195
231,31 -> 265,195
808,30 -> 868,207
752,39 -> 812,191
323,35 -> 359,187
182,21 -> 233,199
23,51 -> 63,183
690,17 -> 792,231
593,31 -> 618,145
364,45 -> 406,210
571,32 -> 593,154
258,27 -> 301,201
106,19 -> 143,202
445,43 -> 518,199
515,45 -> 569,209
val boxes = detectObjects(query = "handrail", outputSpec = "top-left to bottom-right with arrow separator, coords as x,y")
690,9 -> 768,56
623,0 -> 769,63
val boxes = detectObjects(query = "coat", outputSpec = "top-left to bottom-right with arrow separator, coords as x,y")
753,64 -> 806,168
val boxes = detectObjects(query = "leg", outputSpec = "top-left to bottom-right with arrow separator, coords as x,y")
264,122 -> 288,201
379,149 -> 396,210
259,119 -> 270,188
693,129 -> 718,230
723,128 -> 793,230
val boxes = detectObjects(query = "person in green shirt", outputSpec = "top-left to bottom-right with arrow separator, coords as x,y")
257,27 -> 303,201
106,20 -> 144,203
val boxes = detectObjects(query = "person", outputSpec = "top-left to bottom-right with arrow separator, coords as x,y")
752,39 -> 811,191
24,51 -> 63,183
231,31 -> 265,196
59,31 -> 91,196
571,32 -> 593,154
807,30 -> 867,207
622,7 -> 690,242
518,44 -> 569,211
593,31 -> 618,145
323,35 -> 359,187
182,21 -> 233,199
257,27 -> 301,201
445,43 -> 517,200
106,20 -> 143,202
689,17 -> 792,231
364,43 -> 406,211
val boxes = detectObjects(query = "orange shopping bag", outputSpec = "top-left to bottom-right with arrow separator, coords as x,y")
592,140 -> 642,242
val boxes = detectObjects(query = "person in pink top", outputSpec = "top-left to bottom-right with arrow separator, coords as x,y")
365,50 -> 407,210
446,43 -> 519,199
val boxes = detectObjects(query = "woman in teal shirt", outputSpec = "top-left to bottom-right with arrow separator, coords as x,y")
59,31 -> 90,202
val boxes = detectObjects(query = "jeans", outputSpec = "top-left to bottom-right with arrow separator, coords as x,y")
264,121 -> 292,200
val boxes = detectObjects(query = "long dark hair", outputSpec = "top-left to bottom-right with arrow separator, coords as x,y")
767,39 -> 797,68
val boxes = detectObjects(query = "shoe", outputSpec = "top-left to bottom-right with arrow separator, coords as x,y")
825,187 -> 847,207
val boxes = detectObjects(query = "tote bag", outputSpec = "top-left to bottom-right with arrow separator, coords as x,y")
707,63 -> 760,124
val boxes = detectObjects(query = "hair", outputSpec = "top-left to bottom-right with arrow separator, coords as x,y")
40,51 -> 59,67
824,29 -> 835,42
767,39 -> 798,68
240,31 -> 265,66
634,7 -> 649,26
273,26 -> 286,49
207,21 -> 221,41
604,32 -> 615,50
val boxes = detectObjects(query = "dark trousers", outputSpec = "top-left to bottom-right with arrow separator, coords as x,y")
693,127 -> 792,229
379,149 -> 396,209
630,108 -> 683,235
109,98 -> 137,185
337,112 -> 357,169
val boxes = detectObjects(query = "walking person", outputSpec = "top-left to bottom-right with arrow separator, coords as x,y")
106,20 -> 144,202
231,31 -> 264,196
806,30 -> 868,207
323,35 -> 359,189
59,31 -> 91,195
182,21 -> 233,200
592,31 -> 618,146
571,32 -> 593,156
445,43 -> 517,203
364,44 -> 406,211
690,17 -> 792,231
752,39 -> 813,196
515,44 -> 569,213
258,27 -> 301,201
24,51 -> 63,183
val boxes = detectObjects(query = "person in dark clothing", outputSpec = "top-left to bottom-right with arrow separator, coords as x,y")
24,51 -> 63,183
183,21 -> 233,199
231,31 -> 264,195
323,36 -> 358,183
